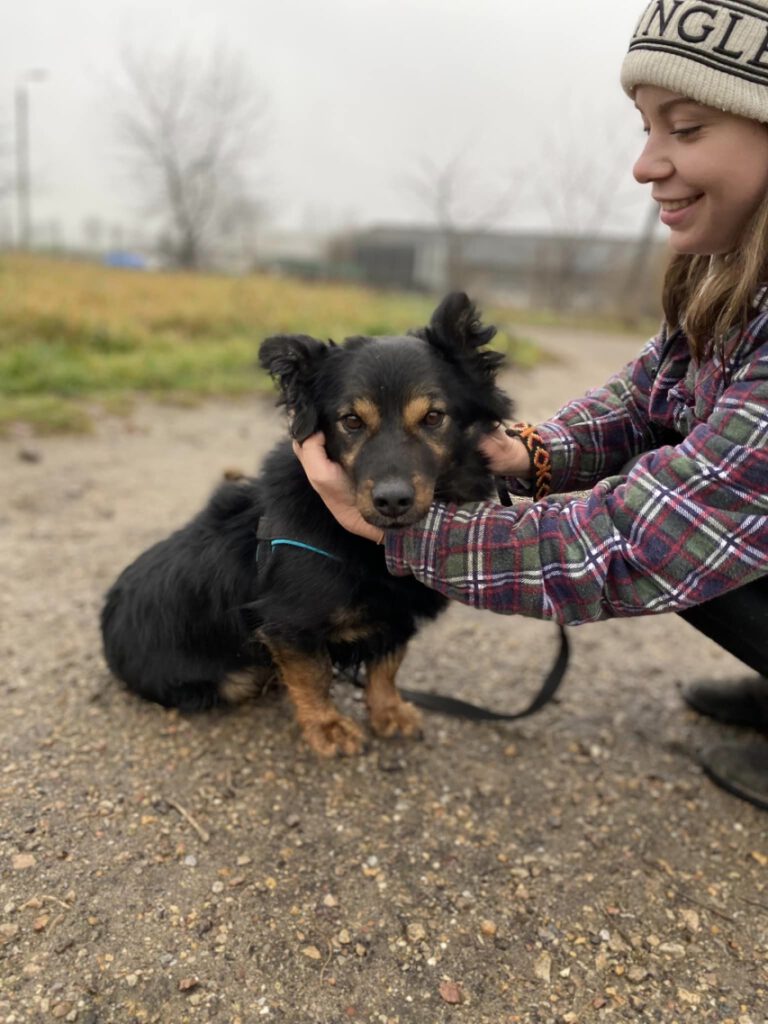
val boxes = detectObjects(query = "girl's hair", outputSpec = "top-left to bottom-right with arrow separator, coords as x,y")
662,189 -> 768,361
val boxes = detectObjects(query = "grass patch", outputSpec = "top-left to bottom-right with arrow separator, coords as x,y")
0,252 -> 580,435
0,395 -> 95,437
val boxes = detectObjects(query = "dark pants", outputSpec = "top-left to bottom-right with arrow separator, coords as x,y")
679,576 -> 768,678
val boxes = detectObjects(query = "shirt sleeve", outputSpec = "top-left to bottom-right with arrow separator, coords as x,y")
383,340 -> 768,625
516,327 -> 681,495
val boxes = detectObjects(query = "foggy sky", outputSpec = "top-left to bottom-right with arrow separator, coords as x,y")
2,0 -> 653,248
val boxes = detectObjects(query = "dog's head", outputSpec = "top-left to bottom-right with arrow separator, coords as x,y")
258,292 -> 513,528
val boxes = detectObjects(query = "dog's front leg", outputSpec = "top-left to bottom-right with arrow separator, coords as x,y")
263,640 -> 365,757
365,648 -> 423,740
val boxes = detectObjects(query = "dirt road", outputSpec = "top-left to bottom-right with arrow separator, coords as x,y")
1,325 -> 767,1023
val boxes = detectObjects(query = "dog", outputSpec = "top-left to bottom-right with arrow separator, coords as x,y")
100,292 -> 513,756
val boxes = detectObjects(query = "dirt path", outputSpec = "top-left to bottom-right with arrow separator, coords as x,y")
1,325 -> 767,1024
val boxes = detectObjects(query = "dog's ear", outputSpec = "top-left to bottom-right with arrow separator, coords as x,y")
420,292 -> 505,379
258,334 -> 331,441
429,291 -> 498,353
415,292 -> 512,425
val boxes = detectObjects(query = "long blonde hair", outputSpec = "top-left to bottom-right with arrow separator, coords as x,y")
662,190 -> 768,362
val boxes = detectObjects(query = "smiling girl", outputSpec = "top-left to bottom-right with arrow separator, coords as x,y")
294,0 -> 768,809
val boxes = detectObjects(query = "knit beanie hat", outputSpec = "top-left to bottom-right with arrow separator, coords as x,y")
621,0 -> 768,124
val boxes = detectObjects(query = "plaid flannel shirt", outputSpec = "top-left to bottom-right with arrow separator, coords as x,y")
383,308 -> 768,625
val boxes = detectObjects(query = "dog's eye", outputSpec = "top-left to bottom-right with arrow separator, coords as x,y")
423,410 -> 445,428
340,414 -> 364,432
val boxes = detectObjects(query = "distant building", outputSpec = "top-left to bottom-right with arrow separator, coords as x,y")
333,225 -> 667,315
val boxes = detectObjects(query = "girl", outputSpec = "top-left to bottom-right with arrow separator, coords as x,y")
294,0 -> 768,809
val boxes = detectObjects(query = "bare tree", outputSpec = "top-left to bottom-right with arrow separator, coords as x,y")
534,103 -> 648,311
402,151 -> 519,292
114,45 -> 269,269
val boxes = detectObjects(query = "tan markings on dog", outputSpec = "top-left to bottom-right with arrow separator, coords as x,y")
423,436 -> 450,461
338,449 -> 357,473
260,638 -> 365,757
222,467 -> 248,481
412,472 -> 437,515
336,399 -> 381,473
351,398 -> 382,433
402,396 -> 434,433
365,648 -> 424,739
355,482 -> 379,522
219,666 -> 276,704
328,608 -> 374,644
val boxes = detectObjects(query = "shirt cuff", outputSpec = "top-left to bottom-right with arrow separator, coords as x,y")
382,523 -> 415,576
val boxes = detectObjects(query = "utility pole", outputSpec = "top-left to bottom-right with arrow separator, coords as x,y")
14,69 -> 47,249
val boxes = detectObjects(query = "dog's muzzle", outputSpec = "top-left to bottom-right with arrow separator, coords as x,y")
371,478 -> 416,521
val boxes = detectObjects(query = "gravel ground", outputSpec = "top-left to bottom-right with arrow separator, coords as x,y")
1,325 -> 767,1024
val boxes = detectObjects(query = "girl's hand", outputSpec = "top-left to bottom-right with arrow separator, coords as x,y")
478,425 -> 531,478
292,433 -> 385,544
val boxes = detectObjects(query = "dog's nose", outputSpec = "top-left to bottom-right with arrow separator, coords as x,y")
372,479 -> 415,519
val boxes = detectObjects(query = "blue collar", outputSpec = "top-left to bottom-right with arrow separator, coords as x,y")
269,538 -> 342,562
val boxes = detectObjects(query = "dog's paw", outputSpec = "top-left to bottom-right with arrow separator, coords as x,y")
369,698 -> 424,740
302,712 -> 366,757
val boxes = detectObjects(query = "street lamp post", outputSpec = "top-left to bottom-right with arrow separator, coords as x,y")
14,69 -> 47,250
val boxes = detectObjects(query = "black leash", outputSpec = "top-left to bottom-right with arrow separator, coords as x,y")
380,476 -> 570,721
396,623 -> 568,721
260,476 -> 571,723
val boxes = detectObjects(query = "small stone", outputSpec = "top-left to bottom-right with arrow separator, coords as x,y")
51,1003 -> 73,1019
657,942 -> 687,958
211,881 -> 224,894
33,915 -> 50,932
11,853 -> 36,871
302,945 -> 322,960
18,447 -> 42,463
179,977 -> 199,992
323,894 -> 338,908
534,951 -> 552,983
480,920 -> 497,937
0,923 -> 19,945
627,966 -> 648,983
439,980 -> 463,1005
680,909 -> 700,933
125,974 -> 139,987
407,922 -> 427,943
678,988 -> 702,1006
338,929 -> 352,945
236,855 -> 252,866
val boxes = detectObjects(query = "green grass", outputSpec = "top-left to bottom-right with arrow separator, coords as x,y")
0,394 -> 96,436
0,252 -> 628,436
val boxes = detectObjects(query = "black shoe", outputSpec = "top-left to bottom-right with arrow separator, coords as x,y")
682,678 -> 768,729
699,741 -> 768,810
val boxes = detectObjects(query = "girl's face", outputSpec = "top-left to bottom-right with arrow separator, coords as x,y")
633,85 -> 768,255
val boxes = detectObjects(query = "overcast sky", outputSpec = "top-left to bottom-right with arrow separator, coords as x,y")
2,0 -> 655,248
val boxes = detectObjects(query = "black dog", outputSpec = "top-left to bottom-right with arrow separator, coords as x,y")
100,293 -> 513,756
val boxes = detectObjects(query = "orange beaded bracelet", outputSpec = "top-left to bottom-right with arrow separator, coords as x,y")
505,422 -> 553,501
